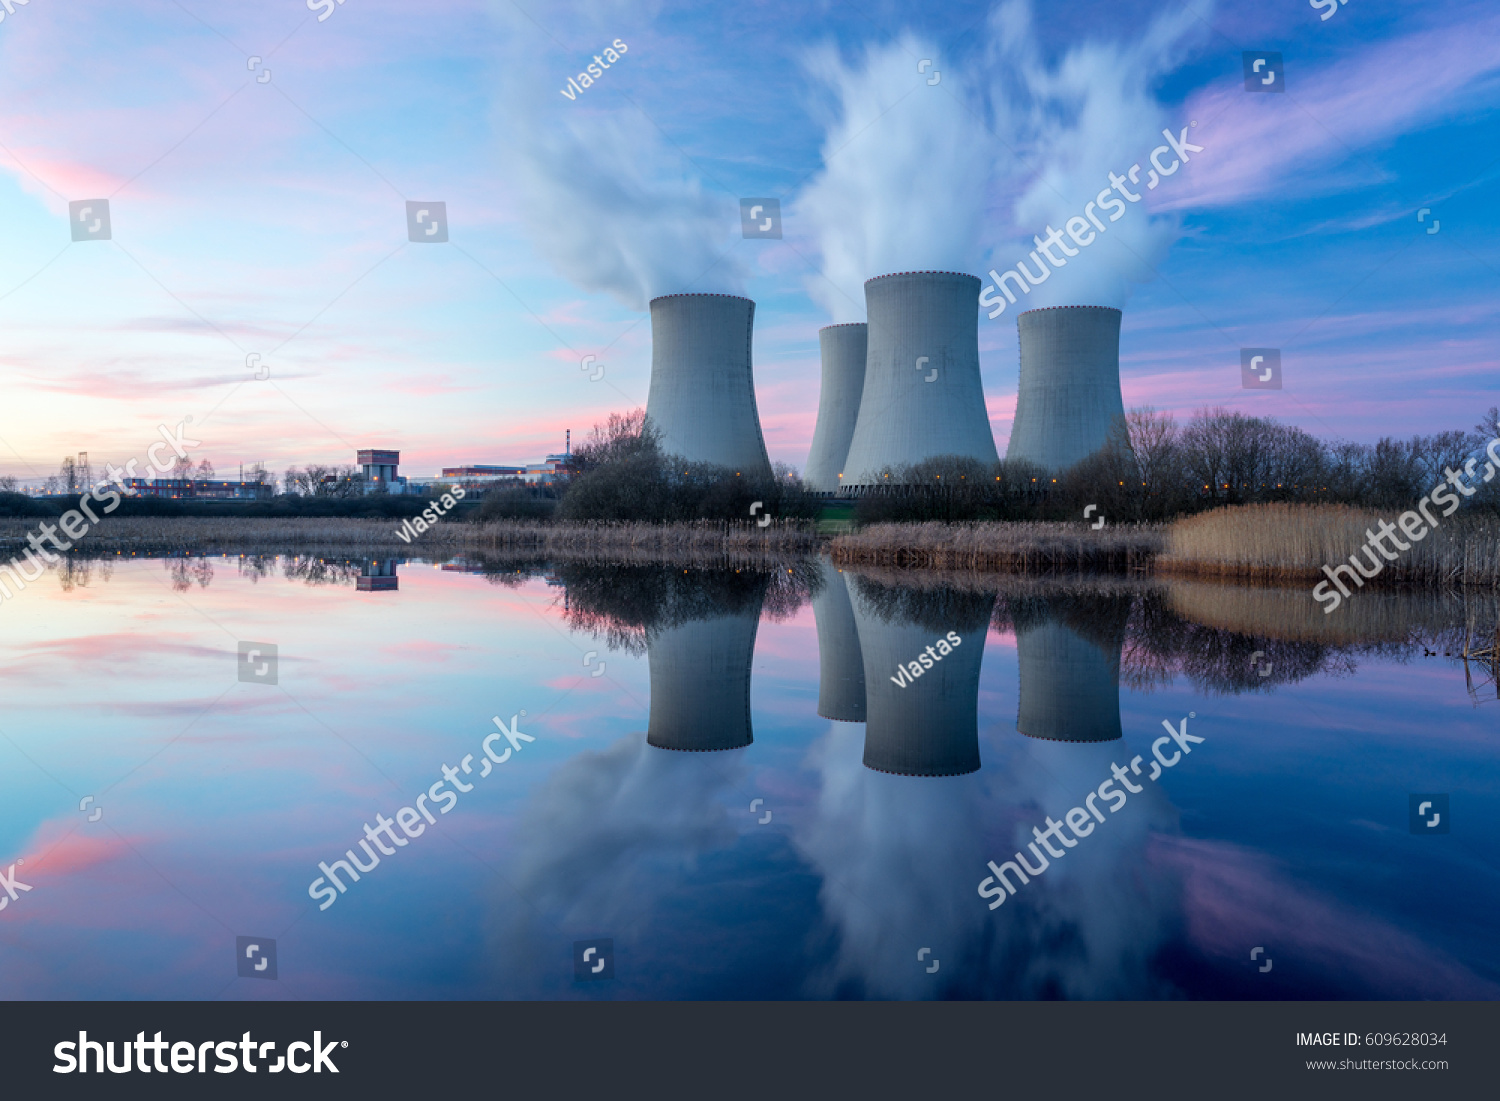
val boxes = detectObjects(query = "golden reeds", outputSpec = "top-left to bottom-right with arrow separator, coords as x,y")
828,520 -> 1163,572
1158,503 -> 1500,588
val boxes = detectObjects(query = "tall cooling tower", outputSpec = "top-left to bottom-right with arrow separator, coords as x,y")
848,581 -> 994,776
839,271 -> 998,488
646,599 -> 764,752
1006,306 -> 1125,472
645,293 -> 773,479
811,560 -> 865,722
803,323 -> 867,492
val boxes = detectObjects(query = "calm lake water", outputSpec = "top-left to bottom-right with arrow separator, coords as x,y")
1,553 -> 1496,1001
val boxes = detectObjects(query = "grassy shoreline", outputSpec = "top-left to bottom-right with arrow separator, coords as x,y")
5,504 -> 1500,587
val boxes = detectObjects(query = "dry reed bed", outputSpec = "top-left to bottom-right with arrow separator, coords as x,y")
0,516 -> 817,566
829,521 -> 1163,572
1159,503 -> 1500,588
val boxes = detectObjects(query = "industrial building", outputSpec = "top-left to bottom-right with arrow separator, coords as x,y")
645,293 -> 773,480
356,560 -> 399,592
803,323 -> 867,493
358,449 -> 409,494
839,271 -> 999,490
123,478 -> 273,500
1006,306 -> 1126,472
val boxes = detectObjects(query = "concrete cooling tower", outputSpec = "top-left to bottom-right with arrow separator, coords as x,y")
839,272 -> 998,489
848,581 -> 994,776
646,601 -> 763,753
1014,618 -> 1125,744
811,560 -> 865,722
803,323 -> 868,493
1006,306 -> 1125,472
645,293 -> 773,480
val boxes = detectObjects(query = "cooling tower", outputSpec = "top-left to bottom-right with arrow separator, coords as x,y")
646,603 -> 763,752
1006,306 -> 1125,472
803,323 -> 868,492
645,293 -> 773,479
811,560 -> 865,722
1014,619 -> 1124,744
839,272 -> 998,488
848,579 -> 994,776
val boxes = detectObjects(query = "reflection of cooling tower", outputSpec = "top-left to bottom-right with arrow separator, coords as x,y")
646,607 -> 761,752
1006,306 -> 1125,472
840,272 -> 998,487
1015,620 -> 1123,743
804,324 -> 867,492
812,560 -> 865,722
645,294 -> 772,479
849,585 -> 993,776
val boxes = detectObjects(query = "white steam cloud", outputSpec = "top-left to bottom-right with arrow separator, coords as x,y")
490,2 -> 742,311
797,0 -> 1210,319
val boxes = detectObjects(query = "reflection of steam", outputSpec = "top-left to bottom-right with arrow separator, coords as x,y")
511,735 -> 744,931
978,733 -> 1180,998
794,722 -> 992,998
812,560 -> 865,722
793,721 -> 1179,998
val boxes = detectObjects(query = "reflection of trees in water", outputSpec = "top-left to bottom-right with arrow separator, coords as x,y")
556,560 -> 821,655
845,573 -> 995,634
165,555 -> 213,591
281,556 -> 364,587
974,580 -> 1448,696
57,555 -> 112,591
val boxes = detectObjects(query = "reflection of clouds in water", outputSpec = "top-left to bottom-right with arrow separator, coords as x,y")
487,733 -> 748,996
1160,836 -> 1500,999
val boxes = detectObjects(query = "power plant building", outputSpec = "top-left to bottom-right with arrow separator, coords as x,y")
1005,306 -> 1126,472
645,293 -> 773,480
803,323 -> 867,493
839,271 -> 998,489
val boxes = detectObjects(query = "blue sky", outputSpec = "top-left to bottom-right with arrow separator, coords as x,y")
0,0 -> 1496,482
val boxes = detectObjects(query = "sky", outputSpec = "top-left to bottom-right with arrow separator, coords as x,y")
0,0 -> 1497,483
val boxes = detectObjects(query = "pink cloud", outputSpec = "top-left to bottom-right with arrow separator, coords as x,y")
1167,15 -> 1500,211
